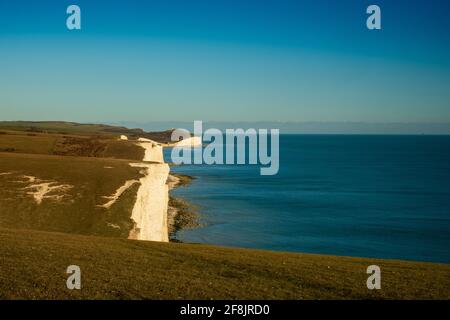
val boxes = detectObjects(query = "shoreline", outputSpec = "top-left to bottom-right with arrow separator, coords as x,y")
128,138 -> 199,242
167,173 -> 200,241
127,133 -> 449,264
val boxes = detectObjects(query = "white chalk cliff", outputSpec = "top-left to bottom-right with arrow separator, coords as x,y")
128,140 -> 169,242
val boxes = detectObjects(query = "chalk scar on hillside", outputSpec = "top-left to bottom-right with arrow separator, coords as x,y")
22,175 -> 37,183
107,222 -> 121,229
97,179 -> 140,209
19,176 -> 73,205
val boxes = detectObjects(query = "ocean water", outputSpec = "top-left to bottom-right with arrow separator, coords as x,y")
164,135 -> 450,263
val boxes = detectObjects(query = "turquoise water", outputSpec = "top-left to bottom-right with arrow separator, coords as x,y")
165,135 -> 450,263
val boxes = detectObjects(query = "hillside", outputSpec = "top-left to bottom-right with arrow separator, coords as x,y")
0,123 -> 150,238
0,121 -> 175,144
1,227 -> 449,300
0,152 -> 142,237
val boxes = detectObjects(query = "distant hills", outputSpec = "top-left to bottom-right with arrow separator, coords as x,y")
0,121 -> 176,143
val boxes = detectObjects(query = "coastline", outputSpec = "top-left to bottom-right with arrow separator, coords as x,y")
126,133 -> 450,264
0,122 -> 449,299
167,173 -> 200,241
128,138 -> 199,242
127,140 -> 169,242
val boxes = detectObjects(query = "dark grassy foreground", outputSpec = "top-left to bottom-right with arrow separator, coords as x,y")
0,227 -> 448,300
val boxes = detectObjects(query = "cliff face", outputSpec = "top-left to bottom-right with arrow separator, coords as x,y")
128,141 -> 169,242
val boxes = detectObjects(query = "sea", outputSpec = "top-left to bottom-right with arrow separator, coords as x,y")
164,135 -> 450,263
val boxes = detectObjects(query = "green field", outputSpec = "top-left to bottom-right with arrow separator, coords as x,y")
0,121 -> 449,300
0,129 -> 144,160
0,152 -> 142,237
0,123 -> 152,238
0,227 -> 448,300
0,121 -> 175,143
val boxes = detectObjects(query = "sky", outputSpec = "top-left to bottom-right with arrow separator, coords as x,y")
1,0 -> 450,127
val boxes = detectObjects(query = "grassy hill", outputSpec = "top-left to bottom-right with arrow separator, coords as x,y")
0,122 -> 154,238
0,127 -> 144,160
0,152 -> 142,237
1,227 -> 448,300
0,121 -> 175,143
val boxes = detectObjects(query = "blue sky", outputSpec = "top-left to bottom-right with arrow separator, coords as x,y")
1,0 -> 450,124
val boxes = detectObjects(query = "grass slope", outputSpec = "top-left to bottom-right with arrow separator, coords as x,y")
0,227 -> 448,300
0,152 -> 142,237
0,124 -> 149,238
0,130 -> 144,160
